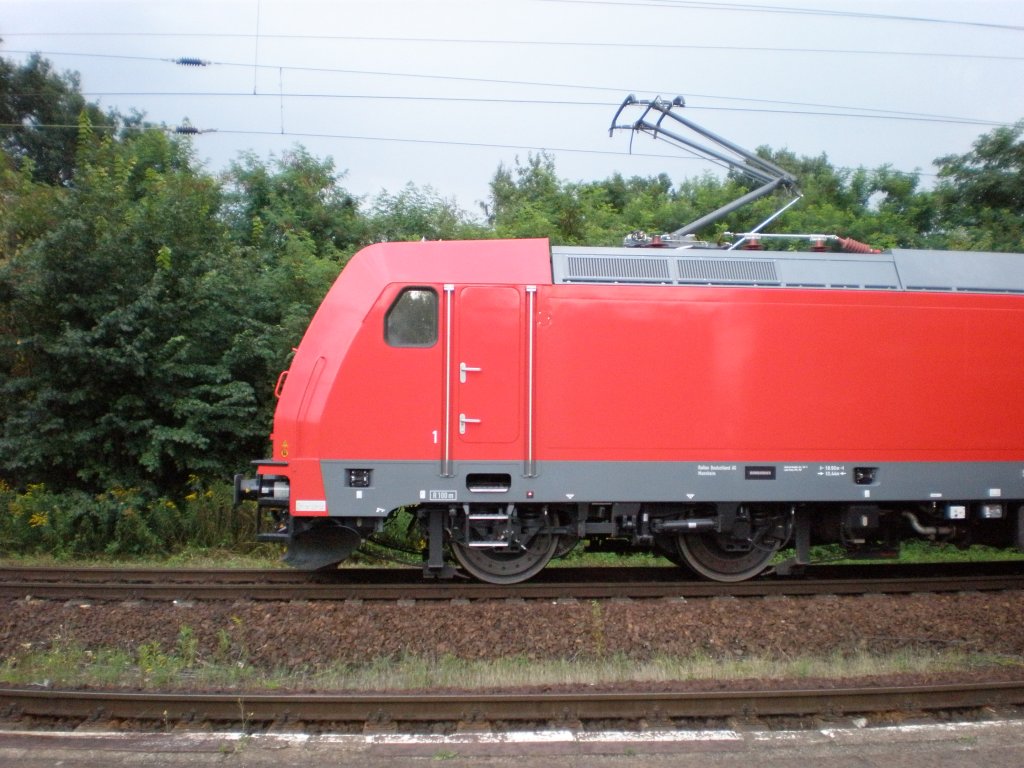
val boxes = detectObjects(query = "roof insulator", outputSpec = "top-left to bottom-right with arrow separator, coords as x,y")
174,57 -> 210,67
173,124 -> 201,135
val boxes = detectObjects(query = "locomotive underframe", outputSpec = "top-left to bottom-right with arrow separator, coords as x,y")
315,458 -> 1024,515
246,457 -> 1024,581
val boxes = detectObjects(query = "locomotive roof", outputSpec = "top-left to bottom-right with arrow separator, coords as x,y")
347,238 -> 554,287
551,246 -> 1024,295
337,239 -> 1024,297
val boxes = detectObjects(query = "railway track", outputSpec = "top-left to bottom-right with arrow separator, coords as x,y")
2,681 -> 1024,731
2,563 -> 1022,739
0,561 -> 1021,601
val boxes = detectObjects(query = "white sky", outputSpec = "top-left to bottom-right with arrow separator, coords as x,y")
3,0 -> 1023,214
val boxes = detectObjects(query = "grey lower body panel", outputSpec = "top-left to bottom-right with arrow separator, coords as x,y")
319,459 -> 1024,518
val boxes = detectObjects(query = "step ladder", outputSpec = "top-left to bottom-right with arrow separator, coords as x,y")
464,505 -> 514,549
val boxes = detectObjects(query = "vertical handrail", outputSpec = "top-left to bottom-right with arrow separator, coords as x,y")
442,284 -> 455,477
525,286 -> 537,477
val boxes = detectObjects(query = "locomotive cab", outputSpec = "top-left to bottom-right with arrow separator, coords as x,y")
237,239 -> 560,577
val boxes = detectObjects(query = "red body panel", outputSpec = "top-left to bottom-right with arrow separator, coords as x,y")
535,286 -> 1024,463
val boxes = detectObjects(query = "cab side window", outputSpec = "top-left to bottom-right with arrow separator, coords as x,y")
385,287 -> 438,347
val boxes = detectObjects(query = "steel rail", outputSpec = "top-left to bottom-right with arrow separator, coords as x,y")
2,681 -> 1023,727
3,561 -> 1019,582
0,564 -> 1021,601
0,575 -> 1021,601
0,566 -> 320,584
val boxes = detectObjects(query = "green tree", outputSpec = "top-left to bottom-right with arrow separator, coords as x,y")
367,182 -> 489,242
487,153 -> 592,243
604,172 -> 690,237
0,52 -> 116,185
487,154 -> 676,245
0,146 -> 62,261
223,147 -> 364,257
0,125 -> 262,492
933,120 -> 1024,251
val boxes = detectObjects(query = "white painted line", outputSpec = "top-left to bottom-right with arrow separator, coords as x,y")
1,719 -> 1016,749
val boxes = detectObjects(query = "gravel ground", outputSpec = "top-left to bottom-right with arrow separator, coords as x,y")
6,720 -> 1024,768
2,591 -> 1023,688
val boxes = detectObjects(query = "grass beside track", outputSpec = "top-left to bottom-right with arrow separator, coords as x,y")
1,540 -> 1022,571
2,643 -> 1021,693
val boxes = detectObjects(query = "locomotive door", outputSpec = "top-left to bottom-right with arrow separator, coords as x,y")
449,285 -> 523,457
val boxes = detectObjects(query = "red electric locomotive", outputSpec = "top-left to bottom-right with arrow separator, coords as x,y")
235,98 -> 1024,583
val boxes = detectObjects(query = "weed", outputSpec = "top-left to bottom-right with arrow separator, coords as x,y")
137,641 -> 182,686
238,698 -> 255,735
589,600 -> 606,657
176,625 -> 198,669
215,628 -> 233,663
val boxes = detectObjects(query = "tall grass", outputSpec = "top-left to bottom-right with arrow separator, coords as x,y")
2,636 -> 1018,693
0,480 -> 258,560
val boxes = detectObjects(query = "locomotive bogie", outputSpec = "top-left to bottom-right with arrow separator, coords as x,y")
244,494 -> 1023,579
238,239 -> 1024,583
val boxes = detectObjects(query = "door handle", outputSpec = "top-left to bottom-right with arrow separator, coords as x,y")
460,362 -> 481,384
459,413 -> 482,434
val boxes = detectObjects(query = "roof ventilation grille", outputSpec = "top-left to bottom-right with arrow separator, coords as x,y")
677,258 -> 778,284
566,255 -> 671,283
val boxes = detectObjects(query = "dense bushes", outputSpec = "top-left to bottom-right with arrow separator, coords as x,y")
0,480 -> 251,558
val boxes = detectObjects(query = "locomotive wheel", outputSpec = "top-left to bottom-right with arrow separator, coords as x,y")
552,510 -> 580,558
675,532 -> 777,582
451,528 -> 559,584
653,533 -> 695,572
553,534 -> 580,559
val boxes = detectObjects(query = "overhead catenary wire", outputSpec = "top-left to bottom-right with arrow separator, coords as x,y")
0,121 -> 213,135
3,2 -> 1018,193
4,33 -> 1024,63
541,0 -> 1024,32
0,120 -> 945,179
25,91 -> 1001,128
1,48 -> 1011,128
